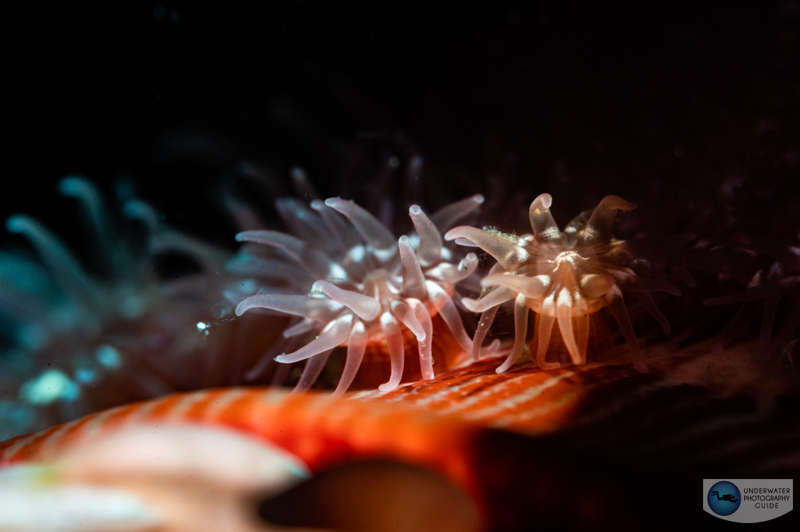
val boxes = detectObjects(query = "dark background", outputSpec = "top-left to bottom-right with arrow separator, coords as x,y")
1,2 -> 798,529
4,1 -> 798,247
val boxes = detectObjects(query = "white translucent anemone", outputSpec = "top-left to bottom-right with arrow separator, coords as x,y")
445,194 -> 680,374
235,195 -> 486,395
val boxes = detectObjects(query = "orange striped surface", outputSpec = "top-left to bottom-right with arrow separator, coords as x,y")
0,387 -> 487,516
5,338 -> 788,468
2,338 -> 798,530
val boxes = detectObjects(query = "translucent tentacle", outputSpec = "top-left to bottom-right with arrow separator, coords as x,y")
461,286 -> 515,313
635,292 -> 671,335
235,294 -> 342,321
312,280 -> 381,322
473,305 -> 499,361
235,230 -> 345,280
556,290 -> 583,365
408,299 -> 435,380
430,194 -> 484,232
578,195 -> 637,246
482,338 -> 504,357
245,334 -> 293,381
310,199 -> 359,252
563,208 -> 592,235
0,253 -> 55,324
59,177 -> 119,275
282,319 -> 316,338
607,298 -> 648,373
671,256 -> 697,287
6,215 -> 102,309
390,300 -> 426,340
290,167 -> 320,200
496,294 -> 529,373
292,348 -> 333,393
580,273 -> 616,298
429,253 -> 478,283
324,198 -> 396,259
398,236 -> 428,300
275,315 -> 352,363
275,198 -> 334,252
409,205 -> 442,266
123,199 -> 160,234
271,363 -> 292,387
237,162 -> 283,198
332,319 -> 368,397
149,229 -> 229,274
444,226 -> 528,270
535,313 -> 560,370
378,313 -> 405,392
426,281 -> 473,354
481,272 -> 550,299
528,193 -> 561,242
219,187 -> 266,232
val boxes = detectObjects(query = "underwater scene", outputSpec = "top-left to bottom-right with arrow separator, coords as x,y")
1,2 -> 799,531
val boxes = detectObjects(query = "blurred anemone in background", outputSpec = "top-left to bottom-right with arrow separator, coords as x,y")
0,177 -> 259,440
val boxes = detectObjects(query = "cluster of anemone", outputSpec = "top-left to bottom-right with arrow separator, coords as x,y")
445,194 -> 681,374
0,174 -> 689,435
234,193 -> 487,395
0,171 -> 689,438
0,178 -> 236,440
234,190 -> 682,392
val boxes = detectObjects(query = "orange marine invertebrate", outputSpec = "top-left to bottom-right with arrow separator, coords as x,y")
0,388 -> 485,532
234,195 -> 487,395
1,339 -> 797,531
445,194 -> 680,373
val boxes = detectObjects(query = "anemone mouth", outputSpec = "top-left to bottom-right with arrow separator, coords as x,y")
553,251 -> 583,266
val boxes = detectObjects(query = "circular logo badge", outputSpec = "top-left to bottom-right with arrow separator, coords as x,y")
708,481 -> 741,516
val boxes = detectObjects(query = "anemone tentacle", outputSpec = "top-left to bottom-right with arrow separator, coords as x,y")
235,195 -> 483,394
446,194 -> 681,373
0,178 -> 250,441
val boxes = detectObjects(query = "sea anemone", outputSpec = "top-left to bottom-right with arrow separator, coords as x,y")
699,234 -> 800,360
677,181 -> 800,361
234,195 -> 486,395
445,194 -> 682,373
0,177 -> 240,439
